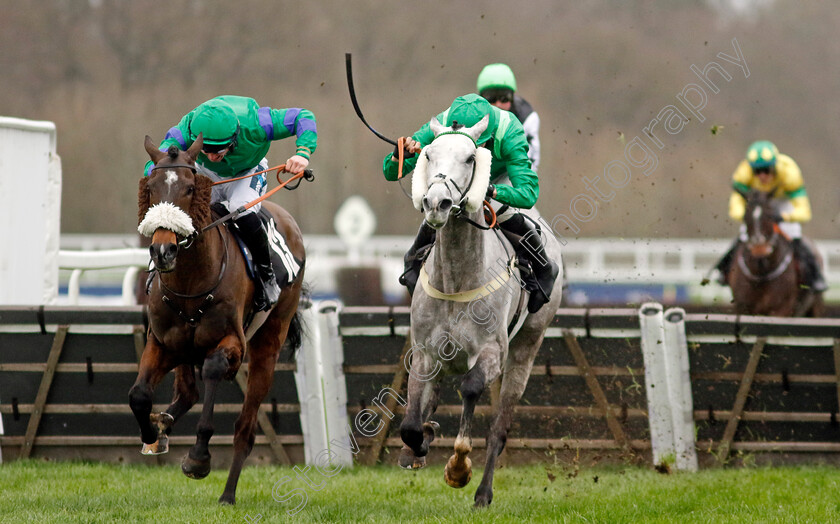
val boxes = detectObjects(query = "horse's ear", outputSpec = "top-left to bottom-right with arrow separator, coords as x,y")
429,117 -> 446,137
144,135 -> 166,164
466,114 -> 489,143
186,133 -> 203,162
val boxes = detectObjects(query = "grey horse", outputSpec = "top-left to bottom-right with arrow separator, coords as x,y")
398,115 -> 564,507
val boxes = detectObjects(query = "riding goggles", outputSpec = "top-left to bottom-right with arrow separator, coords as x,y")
480,89 -> 513,104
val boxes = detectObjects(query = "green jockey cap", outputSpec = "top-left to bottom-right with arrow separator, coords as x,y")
476,63 -> 517,93
444,94 -> 498,146
189,99 -> 240,146
746,140 -> 778,170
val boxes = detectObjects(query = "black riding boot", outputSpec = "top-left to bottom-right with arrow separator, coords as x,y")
399,222 -> 437,296
715,237 -> 740,286
792,239 -> 828,292
235,212 -> 281,311
500,213 -> 560,313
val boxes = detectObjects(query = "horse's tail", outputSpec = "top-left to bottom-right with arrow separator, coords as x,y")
283,282 -> 311,359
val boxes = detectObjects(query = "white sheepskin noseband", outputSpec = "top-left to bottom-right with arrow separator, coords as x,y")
411,152 -> 429,211
138,202 -> 196,238
412,145 -> 492,213
463,147 -> 492,212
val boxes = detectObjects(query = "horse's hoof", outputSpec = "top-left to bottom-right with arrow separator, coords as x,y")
474,493 -> 492,508
140,435 -> 169,455
181,454 -> 211,480
150,411 -> 175,427
218,493 -> 235,505
398,446 -> 427,470
140,412 -> 174,455
422,420 -> 440,442
444,455 -> 472,488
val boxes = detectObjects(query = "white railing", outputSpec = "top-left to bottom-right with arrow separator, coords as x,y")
57,235 -> 840,305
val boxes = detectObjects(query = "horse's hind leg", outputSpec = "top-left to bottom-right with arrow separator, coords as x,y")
129,336 -> 176,451
182,340 -> 240,480
166,365 -> 199,421
474,334 -> 542,507
445,351 -> 500,489
220,322 -> 288,505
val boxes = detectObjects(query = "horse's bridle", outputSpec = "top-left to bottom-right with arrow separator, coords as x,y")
423,131 -> 482,220
150,163 -> 197,173
740,207 -> 794,283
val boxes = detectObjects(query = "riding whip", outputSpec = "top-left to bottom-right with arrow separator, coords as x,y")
345,53 -> 398,146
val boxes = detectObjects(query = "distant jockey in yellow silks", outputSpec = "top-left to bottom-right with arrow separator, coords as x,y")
714,140 -> 827,292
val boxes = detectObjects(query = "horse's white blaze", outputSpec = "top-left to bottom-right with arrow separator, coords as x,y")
753,207 -> 762,221
138,202 -> 196,238
165,170 -> 178,187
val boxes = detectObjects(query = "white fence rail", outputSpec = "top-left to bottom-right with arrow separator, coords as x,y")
57,235 -> 840,305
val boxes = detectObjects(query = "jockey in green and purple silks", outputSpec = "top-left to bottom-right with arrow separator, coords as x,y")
144,95 -> 317,311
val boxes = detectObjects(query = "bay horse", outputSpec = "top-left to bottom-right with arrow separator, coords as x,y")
399,116 -> 564,507
729,189 -> 823,316
129,135 -> 306,505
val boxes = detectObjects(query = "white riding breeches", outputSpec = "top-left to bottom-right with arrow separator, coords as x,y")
197,158 -> 269,216
489,174 -> 519,223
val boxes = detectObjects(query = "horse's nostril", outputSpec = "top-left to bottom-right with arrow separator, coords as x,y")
422,197 -> 430,211
166,244 -> 178,259
439,199 -> 452,212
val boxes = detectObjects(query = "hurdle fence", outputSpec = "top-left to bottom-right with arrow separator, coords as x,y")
2,304 -> 840,470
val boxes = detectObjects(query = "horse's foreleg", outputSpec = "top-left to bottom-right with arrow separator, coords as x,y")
182,343 -> 236,480
399,352 -> 441,469
129,336 -> 176,450
474,338 -> 540,507
445,350 -> 500,490
134,365 -> 199,456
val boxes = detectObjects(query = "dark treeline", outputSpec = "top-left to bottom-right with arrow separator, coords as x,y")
1,0 -> 837,240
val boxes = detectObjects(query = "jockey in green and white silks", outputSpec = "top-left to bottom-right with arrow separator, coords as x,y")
477,63 -> 541,172
144,95 -> 317,311
384,93 -> 558,313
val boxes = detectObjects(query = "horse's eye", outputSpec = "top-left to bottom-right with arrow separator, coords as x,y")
467,154 -> 475,164
185,186 -> 194,195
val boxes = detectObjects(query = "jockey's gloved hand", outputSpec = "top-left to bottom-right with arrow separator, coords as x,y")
393,137 -> 417,160
486,184 -> 496,200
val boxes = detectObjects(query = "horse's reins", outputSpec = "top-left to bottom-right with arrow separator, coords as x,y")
150,162 -> 314,247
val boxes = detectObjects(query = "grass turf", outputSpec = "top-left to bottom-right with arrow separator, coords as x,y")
1,460 -> 840,523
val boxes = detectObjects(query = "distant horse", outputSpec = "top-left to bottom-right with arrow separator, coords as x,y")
399,116 -> 564,507
729,189 -> 823,316
129,135 -> 306,505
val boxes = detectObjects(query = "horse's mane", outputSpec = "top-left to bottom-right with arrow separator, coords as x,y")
138,154 -> 213,230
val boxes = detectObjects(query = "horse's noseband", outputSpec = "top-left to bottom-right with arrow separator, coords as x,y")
150,163 -> 197,173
